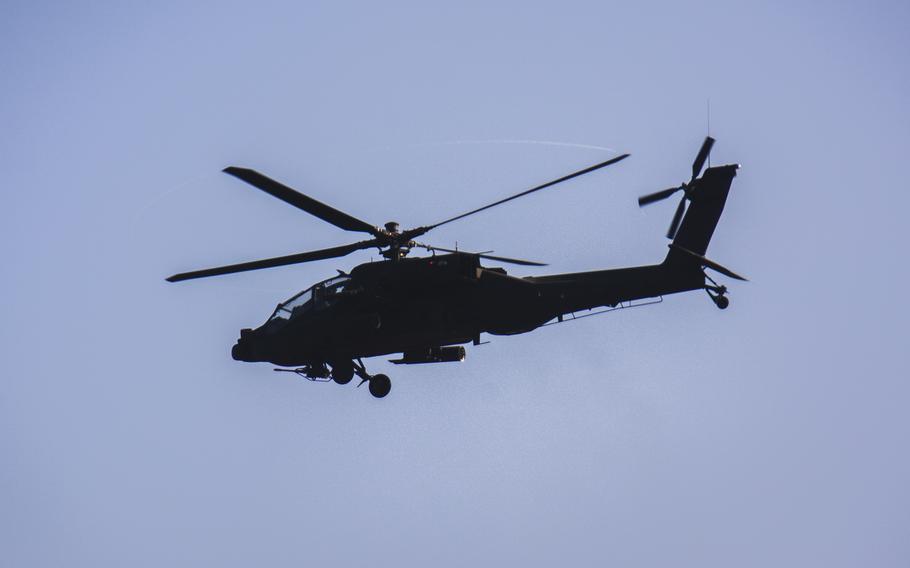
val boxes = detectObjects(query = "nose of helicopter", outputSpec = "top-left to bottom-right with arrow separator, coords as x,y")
231,328 -> 255,361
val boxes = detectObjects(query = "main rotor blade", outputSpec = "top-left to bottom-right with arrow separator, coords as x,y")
418,243 -> 546,266
424,153 -> 629,231
166,240 -> 378,282
690,136 -> 715,183
223,167 -> 380,236
638,185 -> 682,207
666,196 -> 686,239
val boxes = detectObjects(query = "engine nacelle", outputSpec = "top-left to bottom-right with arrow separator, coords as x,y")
391,346 -> 466,365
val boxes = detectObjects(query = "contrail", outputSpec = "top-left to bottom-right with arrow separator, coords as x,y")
130,171 -> 216,223
430,139 -> 618,153
364,139 -> 619,155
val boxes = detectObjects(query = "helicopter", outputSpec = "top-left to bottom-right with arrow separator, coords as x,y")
167,137 -> 745,398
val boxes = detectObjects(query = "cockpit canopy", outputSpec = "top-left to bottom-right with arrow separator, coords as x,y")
269,274 -> 351,322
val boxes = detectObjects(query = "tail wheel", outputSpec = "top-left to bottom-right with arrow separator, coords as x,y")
369,374 -> 392,398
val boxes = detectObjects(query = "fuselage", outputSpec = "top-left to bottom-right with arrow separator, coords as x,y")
231,252 -> 705,367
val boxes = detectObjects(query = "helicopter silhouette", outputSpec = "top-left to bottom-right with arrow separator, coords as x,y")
167,137 -> 744,398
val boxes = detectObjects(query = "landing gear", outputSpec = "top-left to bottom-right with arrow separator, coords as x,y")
353,359 -> 393,399
275,358 -> 393,398
368,374 -> 392,398
713,294 -> 729,310
330,361 -> 354,385
706,285 -> 729,310
705,286 -> 730,310
705,272 -> 730,310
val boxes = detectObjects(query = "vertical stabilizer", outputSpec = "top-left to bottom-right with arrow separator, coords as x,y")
666,164 -> 738,261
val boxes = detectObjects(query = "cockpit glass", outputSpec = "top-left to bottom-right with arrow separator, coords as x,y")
269,275 -> 351,321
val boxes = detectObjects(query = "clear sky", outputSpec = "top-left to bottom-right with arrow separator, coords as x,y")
3,1 -> 909,566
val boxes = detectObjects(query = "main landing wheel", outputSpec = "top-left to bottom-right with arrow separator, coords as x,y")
714,295 -> 730,310
331,362 -> 354,385
369,374 -> 392,398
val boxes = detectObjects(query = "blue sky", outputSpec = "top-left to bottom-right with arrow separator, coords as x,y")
3,1 -> 909,566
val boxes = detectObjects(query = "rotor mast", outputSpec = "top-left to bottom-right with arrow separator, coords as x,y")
380,221 -> 410,261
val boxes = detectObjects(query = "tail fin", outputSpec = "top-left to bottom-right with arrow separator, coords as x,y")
666,164 -> 739,263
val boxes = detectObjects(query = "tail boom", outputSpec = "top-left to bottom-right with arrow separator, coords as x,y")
524,163 -> 741,315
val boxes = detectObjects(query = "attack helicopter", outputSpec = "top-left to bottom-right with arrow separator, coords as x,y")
167,137 -> 745,398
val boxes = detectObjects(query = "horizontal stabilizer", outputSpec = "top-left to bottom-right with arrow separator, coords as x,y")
668,243 -> 748,281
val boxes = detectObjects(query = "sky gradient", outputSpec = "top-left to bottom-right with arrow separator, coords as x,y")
3,1 -> 909,566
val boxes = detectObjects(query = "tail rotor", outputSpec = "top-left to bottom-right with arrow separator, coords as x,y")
638,136 -> 715,239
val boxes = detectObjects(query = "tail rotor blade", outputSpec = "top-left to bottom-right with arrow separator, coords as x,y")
666,196 -> 686,239
638,186 -> 682,207
690,136 -> 715,183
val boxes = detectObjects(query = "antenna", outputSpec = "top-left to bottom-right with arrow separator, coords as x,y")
706,98 -> 711,167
